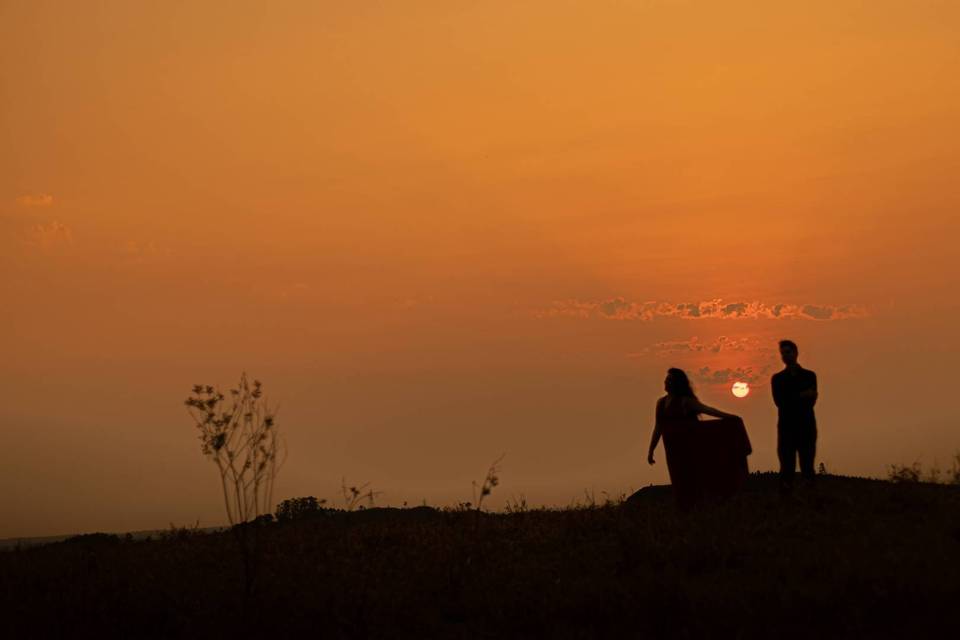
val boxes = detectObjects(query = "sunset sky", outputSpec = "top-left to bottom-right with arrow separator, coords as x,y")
2,0 -> 959,538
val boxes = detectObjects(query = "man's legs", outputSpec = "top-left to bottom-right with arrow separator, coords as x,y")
798,426 -> 817,482
777,427 -> 797,494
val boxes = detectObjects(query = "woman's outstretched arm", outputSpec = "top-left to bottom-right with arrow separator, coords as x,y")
693,399 -> 739,420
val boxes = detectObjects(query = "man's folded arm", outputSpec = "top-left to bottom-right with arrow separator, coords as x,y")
798,373 -> 818,404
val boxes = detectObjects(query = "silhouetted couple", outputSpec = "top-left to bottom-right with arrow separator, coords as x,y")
646,339 -> 818,507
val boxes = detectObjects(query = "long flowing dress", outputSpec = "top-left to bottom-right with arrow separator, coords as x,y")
657,396 -> 752,509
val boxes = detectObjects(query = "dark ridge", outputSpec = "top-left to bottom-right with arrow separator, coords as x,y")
2,473 -> 958,639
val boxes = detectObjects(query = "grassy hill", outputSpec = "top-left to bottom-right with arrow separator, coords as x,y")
2,473 -> 958,638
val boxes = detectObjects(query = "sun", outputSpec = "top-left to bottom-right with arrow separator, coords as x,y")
731,381 -> 750,398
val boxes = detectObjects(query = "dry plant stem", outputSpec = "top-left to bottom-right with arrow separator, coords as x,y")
185,373 -> 284,525
214,459 -> 235,525
473,454 -> 505,512
341,478 -> 382,511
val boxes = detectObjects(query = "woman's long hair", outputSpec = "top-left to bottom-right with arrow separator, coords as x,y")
665,368 -> 697,398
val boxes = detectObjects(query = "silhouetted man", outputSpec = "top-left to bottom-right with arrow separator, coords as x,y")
771,340 -> 818,494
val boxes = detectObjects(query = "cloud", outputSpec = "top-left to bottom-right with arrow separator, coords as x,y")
21,220 -> 73,250
598,297 -> 633,318
692,365 -> 773,387
16,194 -> 54,207
628,335 -> 780,387
629,335 -> 774,359
801,304 -> 835,320
538,297 -> 868,321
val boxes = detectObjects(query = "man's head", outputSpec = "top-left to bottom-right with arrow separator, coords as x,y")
779,339 -> 799,366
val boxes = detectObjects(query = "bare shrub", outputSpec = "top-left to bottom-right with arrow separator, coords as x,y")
159,520 -> 205,542
949,453 -> 960,485
579,488 -> 598,509
185,373 -> 285,525
504,494 -> 529,514
472,454 -> 505,512
888,462 -> 922,483
341,479 -> 381,511
887,454 -> 960,485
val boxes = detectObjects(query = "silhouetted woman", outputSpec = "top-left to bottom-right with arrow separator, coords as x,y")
647,368 -> 751,508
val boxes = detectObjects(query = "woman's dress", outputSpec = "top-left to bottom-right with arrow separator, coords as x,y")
658,396 -> 752,509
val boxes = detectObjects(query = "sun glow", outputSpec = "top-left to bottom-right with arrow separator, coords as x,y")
731,382 -> 750,398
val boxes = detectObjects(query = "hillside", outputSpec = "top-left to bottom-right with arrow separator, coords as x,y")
2,473 -> 958,638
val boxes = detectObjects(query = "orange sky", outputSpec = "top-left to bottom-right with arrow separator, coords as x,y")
2,1 -> 959,538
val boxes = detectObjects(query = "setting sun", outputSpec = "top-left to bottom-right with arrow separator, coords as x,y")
732,382 -> 751,398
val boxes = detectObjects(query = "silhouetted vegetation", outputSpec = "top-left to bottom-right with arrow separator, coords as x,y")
3,473 -> 959,639
184,374 -> 284,526
471,453 -> 504,511
275,496 -> 329,522
340,478 -> 382,511
888,452 -> 960,484
184,374 -> 288,604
